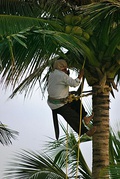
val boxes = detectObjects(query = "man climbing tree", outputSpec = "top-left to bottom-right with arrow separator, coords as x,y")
47,59 -> 96,139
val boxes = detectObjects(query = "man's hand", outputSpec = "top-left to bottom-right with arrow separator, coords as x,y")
78,69 -> 84,79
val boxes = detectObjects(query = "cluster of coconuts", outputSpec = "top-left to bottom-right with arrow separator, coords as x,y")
63,14 -> 90,40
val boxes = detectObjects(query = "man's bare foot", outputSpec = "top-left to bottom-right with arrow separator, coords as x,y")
84,113 -> 94,125
86,126 -> 96,137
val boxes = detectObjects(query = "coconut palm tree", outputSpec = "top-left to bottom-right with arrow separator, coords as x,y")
81,2 -> 120,178
0,0 -> 120,178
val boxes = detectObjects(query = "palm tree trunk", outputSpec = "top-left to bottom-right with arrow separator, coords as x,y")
92,85 -> 110,179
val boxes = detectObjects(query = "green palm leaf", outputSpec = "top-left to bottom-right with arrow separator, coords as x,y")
0,15 -> 44,36
5,123 -> 120,179
0,0 -> 67,18
99,126 -> 120,178
105,24 -> 120,56
1,26 -> 96,97
0,122 -> 18,145
81,0 -> 120,60
4,123 -> 92,179
0,0 -> 98,98
44,123 -> 92,179
4,150 -> 67,179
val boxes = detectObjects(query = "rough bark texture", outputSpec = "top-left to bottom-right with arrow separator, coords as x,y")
92,85 -> 110,179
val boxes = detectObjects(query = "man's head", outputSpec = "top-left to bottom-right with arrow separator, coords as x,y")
53,59 -> 67,71
53,59 -> 70,75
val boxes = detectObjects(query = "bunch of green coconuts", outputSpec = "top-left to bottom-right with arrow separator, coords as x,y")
63,14 -> 90,40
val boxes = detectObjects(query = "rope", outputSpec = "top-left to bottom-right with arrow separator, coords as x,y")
75,60 -> 85,179
65,60 -> 86,179
66,123 -> 69,179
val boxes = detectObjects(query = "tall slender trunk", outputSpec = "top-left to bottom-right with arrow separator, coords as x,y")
92,85 -> 110,179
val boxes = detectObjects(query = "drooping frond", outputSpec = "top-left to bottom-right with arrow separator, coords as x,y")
99,126 -> 120,178
0,0 -> 96,97
44,123 -> 92,179
1,27 -> 95,97
4,150 -> 67,179
0,0 -> 120,98
0,122 -> 18,145
75,1 -> 120,94
4,124 -> 92,179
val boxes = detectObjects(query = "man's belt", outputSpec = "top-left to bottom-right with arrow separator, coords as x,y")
48,96 -> 67,104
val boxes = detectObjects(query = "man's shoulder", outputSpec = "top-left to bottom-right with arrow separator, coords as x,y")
54,69 -> 65,75
50,69 -> 68,79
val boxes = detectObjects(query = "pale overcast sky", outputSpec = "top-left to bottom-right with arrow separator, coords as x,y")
0,81 -> 120,178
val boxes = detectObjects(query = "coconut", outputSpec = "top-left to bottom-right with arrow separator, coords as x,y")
83,32 -> 90,40
64,14 -> 73,25
72,26 -> 83,36
65,25 -> 72,34
72,16 -> 82,25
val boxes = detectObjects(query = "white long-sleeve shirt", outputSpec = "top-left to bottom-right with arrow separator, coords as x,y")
47,69 -> 81,109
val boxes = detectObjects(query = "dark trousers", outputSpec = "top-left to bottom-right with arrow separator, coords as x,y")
52,99 -> 88,138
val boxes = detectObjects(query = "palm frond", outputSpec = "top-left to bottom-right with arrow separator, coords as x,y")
0,15 -> 46,36
0,0 -> 40,17
74,0 -> 120,89
100,126 -> 120,178
109,125 -> 120,164
0,121 -> 18,145
0,0 -> 120,97
4,150 -> 67,179
83,1 -> 120,57
44,123 -> 92,179
4,127 -> 92,179
105,24 -> 120,57
0,0 -> 75,28
0,0 -> 70,18
0,0 -> 98,98
0,26 -> 96,97
4,121 -> 120,178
